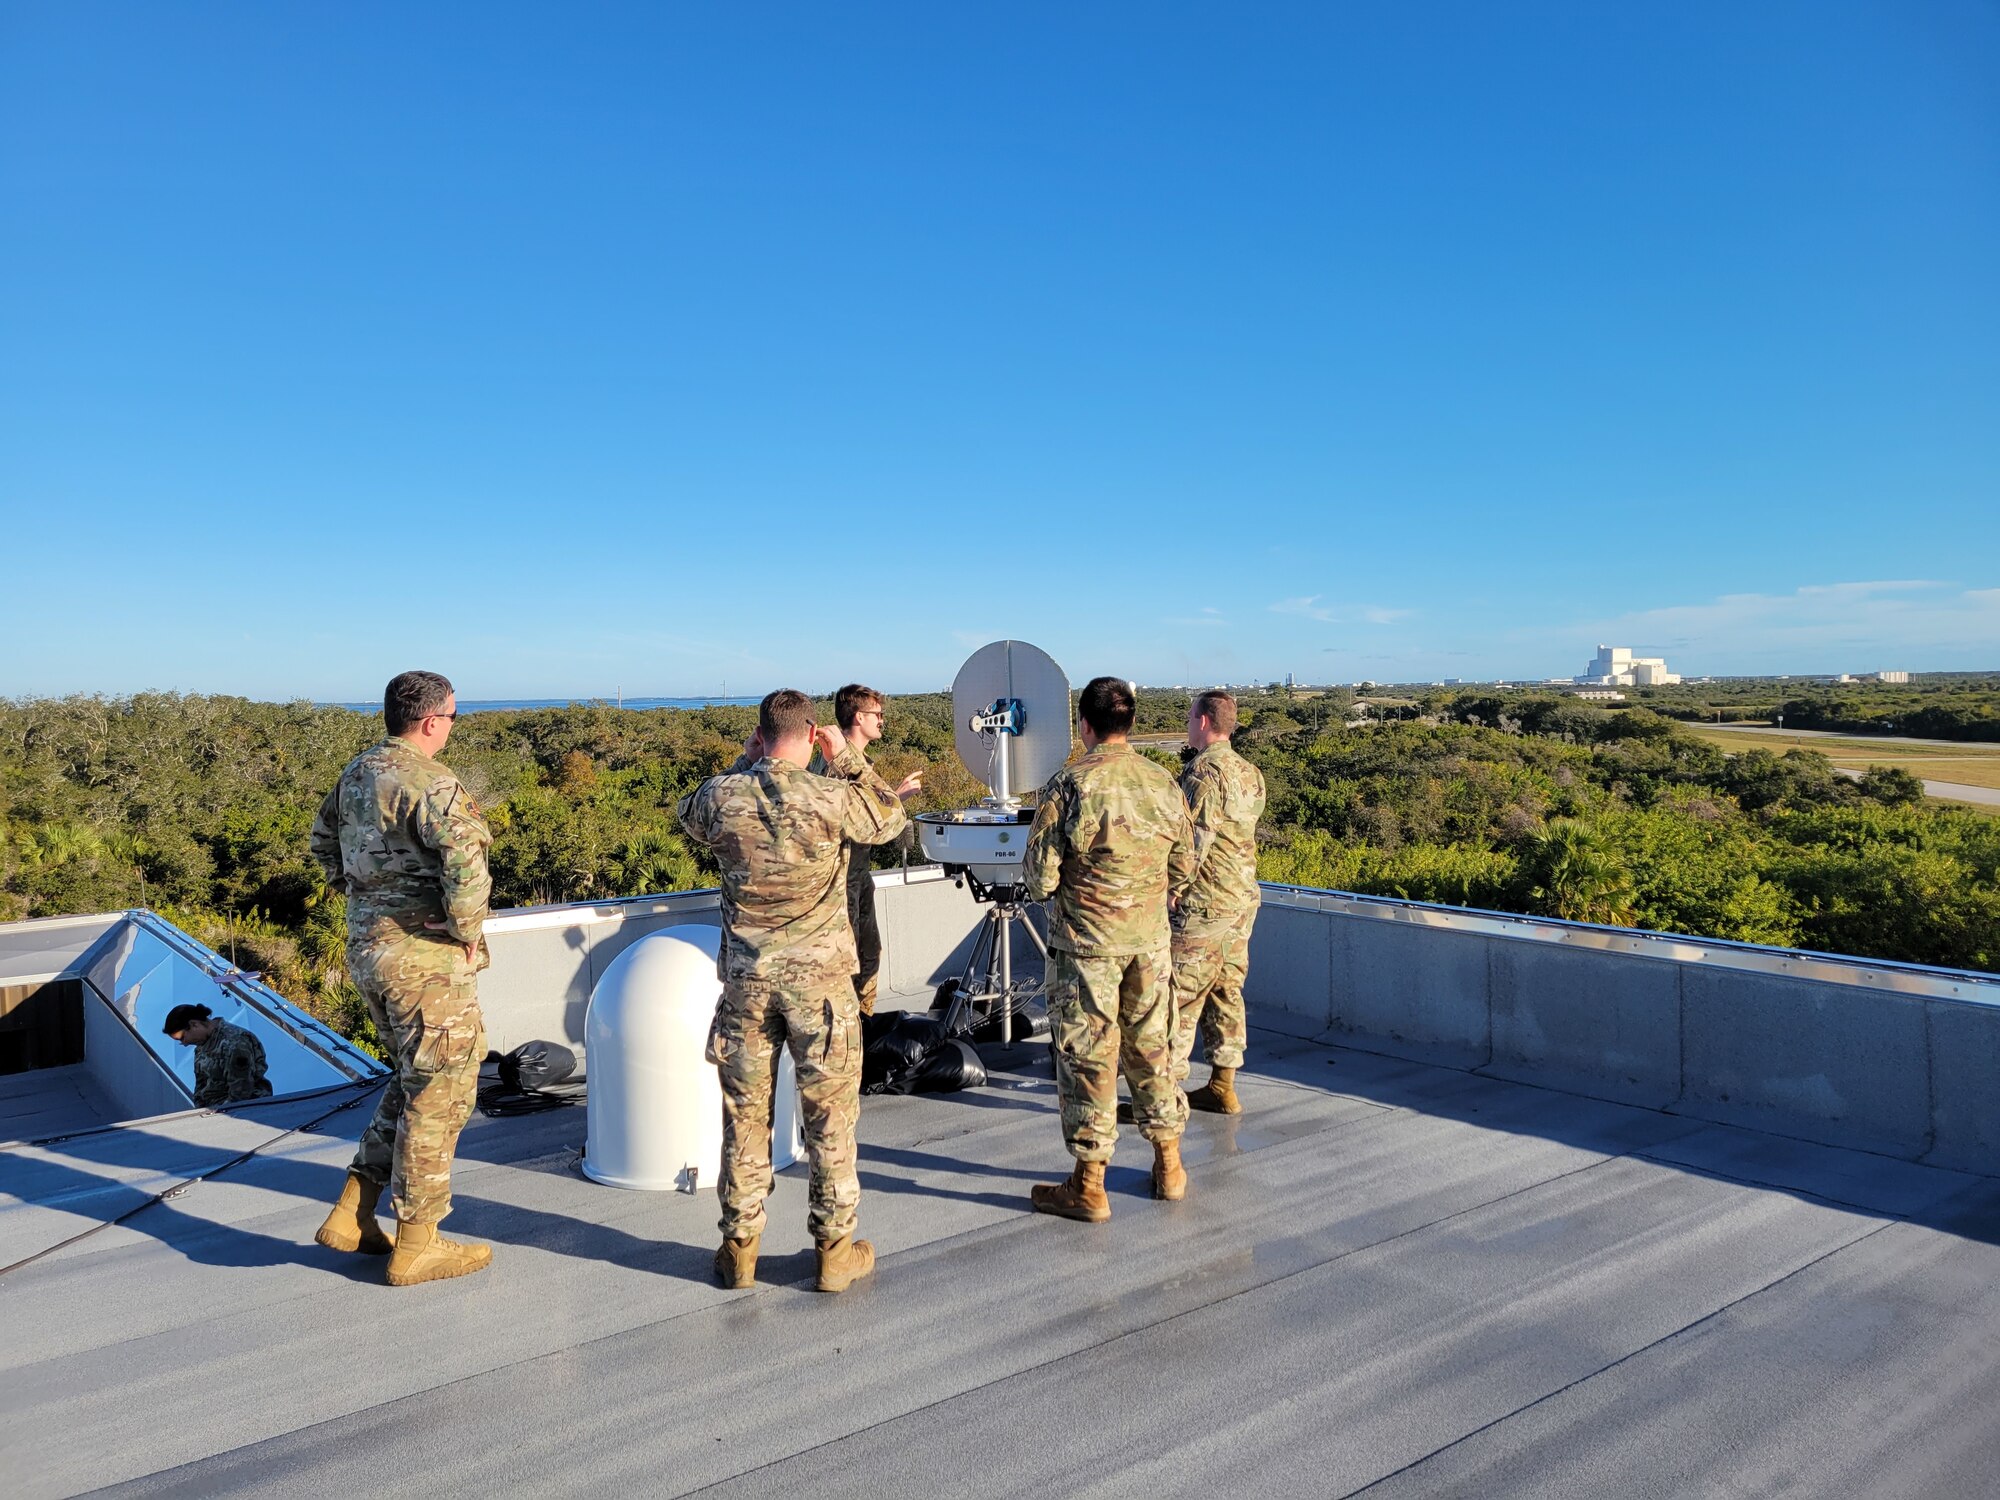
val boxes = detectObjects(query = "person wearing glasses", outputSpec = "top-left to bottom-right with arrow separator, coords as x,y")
308,669 -> 494,1287
162,1002 -> 272,1106
816,684 -> 924,1015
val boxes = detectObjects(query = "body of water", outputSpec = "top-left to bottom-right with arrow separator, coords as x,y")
326,696 -> 764,714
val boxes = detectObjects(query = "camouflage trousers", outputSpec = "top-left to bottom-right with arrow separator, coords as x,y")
1048,947 -> 1183,1161
1170,912 -> 1254,1077
707,973 -> 862,1245
348,936 -> 485,1225
849,872 -> 881,1017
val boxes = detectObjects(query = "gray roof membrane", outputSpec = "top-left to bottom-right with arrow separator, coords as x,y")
6,1026 -> 1998,1498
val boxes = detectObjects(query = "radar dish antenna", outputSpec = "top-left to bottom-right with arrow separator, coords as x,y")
950,639 -> 1072,807
914,639 -> 1071,1053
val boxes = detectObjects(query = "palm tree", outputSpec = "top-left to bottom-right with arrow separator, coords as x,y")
1527,820 -> 1638,927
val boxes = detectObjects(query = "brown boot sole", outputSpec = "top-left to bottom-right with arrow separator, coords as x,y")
1031,1185 -> 1112,1223
1186,1091 -> 1242,1115
315,1221 -> 394,1255
386,1247 -> 492,1287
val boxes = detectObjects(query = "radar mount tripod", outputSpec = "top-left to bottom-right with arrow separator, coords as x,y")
934,864 -> 1051,1044
933,693 -> 1051,1044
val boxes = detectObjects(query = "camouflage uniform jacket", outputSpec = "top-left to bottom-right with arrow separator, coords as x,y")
809,742 -> 891,901
677,741 -> 907,983
1025,743 -> 1196,956
191,1018 -> 273,1106
309,737 -> 493,951
1178,740 -> 1267,922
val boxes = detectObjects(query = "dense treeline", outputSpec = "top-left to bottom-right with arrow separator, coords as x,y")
1769,692 -> 2000,742
1602,674 -> 2000,740
1247,699 -> 1996,970
3,691 -> 1996,1052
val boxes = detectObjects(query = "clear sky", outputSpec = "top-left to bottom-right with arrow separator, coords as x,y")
3,2 -> 1996,699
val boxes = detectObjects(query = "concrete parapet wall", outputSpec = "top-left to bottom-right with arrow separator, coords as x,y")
1248,887 -> 2000,1174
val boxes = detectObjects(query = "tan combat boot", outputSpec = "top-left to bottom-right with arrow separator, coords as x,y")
315,1171 -> 394,1255
1152,1138 -> 1188,1201
714,1235 -> 760,1289
1185,1065 -> 1242,1115
1031,1160 -> 1112,1223
814,1235 -> 876,1293
385,1221 -> 493,1286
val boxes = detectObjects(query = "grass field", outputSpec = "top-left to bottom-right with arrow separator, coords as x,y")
1680,725 -> 2000,797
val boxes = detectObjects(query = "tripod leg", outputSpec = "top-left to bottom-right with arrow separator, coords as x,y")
1020,911 -> 1051,959
997,909 -> 1013,1041
947,910 -> 994,1037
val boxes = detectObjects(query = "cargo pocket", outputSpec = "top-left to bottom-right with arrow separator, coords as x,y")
413,1020 -> 479,1075
820,996 -> 856,1073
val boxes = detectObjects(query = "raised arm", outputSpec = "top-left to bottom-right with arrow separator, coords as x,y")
820,735 -> 909,848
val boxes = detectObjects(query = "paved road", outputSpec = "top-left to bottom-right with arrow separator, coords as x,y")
1828,766 -> 2000,808
1699,722 -> 2000,751
1926,781 -> 2000,806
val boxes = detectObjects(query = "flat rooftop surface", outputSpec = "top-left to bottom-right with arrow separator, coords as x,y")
6,1027 -> 2000,1498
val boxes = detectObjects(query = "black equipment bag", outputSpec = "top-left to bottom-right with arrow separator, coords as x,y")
907,1038 -> 987,1093
862,1011 -> 980,1095
497,1039 -> 578,1092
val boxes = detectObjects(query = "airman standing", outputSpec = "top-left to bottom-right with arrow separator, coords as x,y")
678,689 -> 908,1292
1024,676 -> 1197,1221
819,684 -> 923,1016
310,670 -> 494,1286
1170,689 -> 1266,1114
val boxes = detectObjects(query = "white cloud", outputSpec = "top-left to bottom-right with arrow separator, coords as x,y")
1271,595 -> 1337,622
1521,581 -> 2000,673
1270,596 -> 1416,627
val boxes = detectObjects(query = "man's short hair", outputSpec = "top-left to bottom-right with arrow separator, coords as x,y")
1193,689 -> 1238,736
385,671 -> 454,735
1078,677 -> 1136,737
759,688 -> 815,744
834,683 -> 883,732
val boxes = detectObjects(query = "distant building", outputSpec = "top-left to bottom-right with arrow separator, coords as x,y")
1576,644 -> 1680,688
1573,689 -> 1628,702
1868,671 -> 1910,684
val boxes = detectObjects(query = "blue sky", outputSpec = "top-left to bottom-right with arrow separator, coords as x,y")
3,3 -> 1996,698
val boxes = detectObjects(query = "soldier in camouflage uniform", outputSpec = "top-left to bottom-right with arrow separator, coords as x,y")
816,684 -> 923,1016
1171,689 -> 1267,1115
1024,676 -> 1197,1220
162,1004 -> 273,1106
309,670 -> 495,1286
678,688 -> 908,1292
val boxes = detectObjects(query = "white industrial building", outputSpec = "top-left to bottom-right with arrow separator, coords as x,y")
1576,644 -> 1681,687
